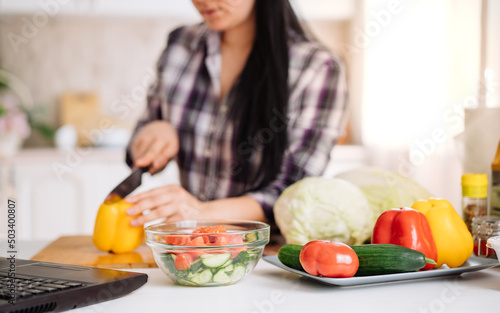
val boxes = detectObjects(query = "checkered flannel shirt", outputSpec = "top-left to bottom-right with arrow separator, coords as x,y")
128,23 -> 348,225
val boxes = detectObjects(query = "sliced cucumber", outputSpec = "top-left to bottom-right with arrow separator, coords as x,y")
189,259 -> 204,273
221,258 -> 233,268
213,269 -> 231,284
245,232 -> 258,242
176,278 -> 197,286
222,264 -> 234,273
247,251 -> 260,261
230,265 -> 246,282
190,269 -> 213,285
160,254 -> 178,274
200,253 -> 231,268
233,251 -> 249,264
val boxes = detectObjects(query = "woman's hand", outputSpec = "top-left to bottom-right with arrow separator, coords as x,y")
130,121 -> 179,174
125,185 -> 206,226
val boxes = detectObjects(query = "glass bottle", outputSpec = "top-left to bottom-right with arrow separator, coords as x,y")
462,173 -> 488,233
491,140 -> 500,216
471,216 -> 500,258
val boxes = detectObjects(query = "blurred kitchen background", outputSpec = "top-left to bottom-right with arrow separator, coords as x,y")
0,0 -> 499,240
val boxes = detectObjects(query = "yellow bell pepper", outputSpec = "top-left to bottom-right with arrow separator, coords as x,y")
92,195 -> 144,253
411,198 -> 473,268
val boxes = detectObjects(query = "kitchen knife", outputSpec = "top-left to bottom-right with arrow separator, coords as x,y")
106,165 -> 151,200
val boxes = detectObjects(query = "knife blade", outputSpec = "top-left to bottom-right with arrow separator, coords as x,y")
106,165 -> 151,200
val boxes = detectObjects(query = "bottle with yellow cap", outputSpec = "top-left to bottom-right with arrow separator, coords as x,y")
462,173 -> 488,232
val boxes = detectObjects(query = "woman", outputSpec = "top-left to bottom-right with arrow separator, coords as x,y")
125,0 -> 347,227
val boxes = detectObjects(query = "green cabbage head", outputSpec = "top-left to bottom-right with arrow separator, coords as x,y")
335,167 -> 433,226
274,177 -> 373,246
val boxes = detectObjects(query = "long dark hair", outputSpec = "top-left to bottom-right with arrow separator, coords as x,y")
230,0 -> 306,188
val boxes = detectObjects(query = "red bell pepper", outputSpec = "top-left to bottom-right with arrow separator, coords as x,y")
372,207 -> 438,270
299,240 -> 359,278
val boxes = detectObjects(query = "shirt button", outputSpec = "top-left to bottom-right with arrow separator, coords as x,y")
204,148 -> 211,157
199,194 -> 205,201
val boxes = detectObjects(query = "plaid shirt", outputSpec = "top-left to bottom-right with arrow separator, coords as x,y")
129,23 -> 347,225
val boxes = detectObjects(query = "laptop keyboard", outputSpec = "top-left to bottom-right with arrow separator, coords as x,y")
0,272 -> 86,300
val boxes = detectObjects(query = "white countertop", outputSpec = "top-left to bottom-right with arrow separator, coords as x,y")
6,241 -> 500,313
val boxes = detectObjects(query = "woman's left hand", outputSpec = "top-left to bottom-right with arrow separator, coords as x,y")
125,185 -> 206,226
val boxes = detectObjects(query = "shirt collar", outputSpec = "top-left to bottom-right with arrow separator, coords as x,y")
188,23 -> 221,52
200,24 -> 223,98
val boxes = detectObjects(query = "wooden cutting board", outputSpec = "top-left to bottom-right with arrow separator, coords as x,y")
60,92 -> 101,147
31,236 -> 157,269
31,235 -> 285,269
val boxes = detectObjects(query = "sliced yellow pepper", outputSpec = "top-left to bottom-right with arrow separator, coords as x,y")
411,198 -> 473,268
92,195 -> 144,253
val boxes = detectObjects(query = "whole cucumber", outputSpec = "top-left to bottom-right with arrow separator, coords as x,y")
278,243 -> 435,277
278,244 -> 304,271
351,244 -> 436,276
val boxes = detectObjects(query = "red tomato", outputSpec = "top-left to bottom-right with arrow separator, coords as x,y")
299,240 -> 359,278
174,253 -> 193,271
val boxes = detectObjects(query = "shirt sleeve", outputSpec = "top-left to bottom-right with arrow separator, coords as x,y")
245,55 -> 348,225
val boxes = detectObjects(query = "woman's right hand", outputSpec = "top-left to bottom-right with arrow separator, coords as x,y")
130,121 -> 179,174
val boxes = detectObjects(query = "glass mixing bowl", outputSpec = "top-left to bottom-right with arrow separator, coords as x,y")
145,220 -> 270,287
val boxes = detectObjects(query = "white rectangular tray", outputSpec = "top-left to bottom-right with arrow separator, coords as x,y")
263,255 -> 499,287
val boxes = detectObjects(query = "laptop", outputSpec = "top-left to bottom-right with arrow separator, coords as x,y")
0,257 -> 148,313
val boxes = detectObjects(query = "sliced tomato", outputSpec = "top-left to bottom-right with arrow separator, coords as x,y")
193,225 -> 227,233
174,253 -> 193,271
189,235 -> 206,246
202,235 -> 211,245
165,235 -> 190,246
230,246 -> 247,258
208,234 -> 229,246
187,236 -> 207,258
228,234 -> 245,245
165,236 -> 176,245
